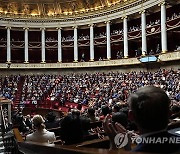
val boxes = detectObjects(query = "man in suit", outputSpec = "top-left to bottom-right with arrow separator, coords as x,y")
103,86 -> 180,153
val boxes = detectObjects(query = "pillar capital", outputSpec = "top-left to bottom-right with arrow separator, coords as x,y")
23,27 -> 29,30
72,25 -> 78,29
56,27 -> 62,30
105,20 -> 111,24
139,9 -> 146,14
40,27 -> 46,30
5,26 -> 11,29
158,1 -> 166,6
88,23 -> 94,27
121,15 -> 127,20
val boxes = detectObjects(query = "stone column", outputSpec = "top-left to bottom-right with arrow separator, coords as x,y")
24,27 -> 29,63
6,27 -> 11,63
89,24 -> 94,61
41,28 -> 46,63
73,26 -> 78,62
57,28 -> 62,62
160,1 -> 168,53
141,10 -> 147,55
123,16 -> 128,58
106,21 -> 111,60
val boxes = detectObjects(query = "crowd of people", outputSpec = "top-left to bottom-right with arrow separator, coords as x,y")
0,75 -> 20,101
1,68 -> 180,153
1,69 -> 179,109
42,69 -> 180,108
20,75 -> 55,107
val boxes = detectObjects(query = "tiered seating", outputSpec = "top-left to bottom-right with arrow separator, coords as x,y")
20,75 -> 56,108
0,75 -> 20,105
7,69 -> 179,113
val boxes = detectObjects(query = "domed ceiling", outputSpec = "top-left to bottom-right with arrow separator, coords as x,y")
0,0 -> 135,18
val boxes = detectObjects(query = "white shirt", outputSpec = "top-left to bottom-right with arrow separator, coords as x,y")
26,129 -> 56,143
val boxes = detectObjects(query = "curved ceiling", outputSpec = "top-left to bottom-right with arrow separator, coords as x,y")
0,0 -> 134,18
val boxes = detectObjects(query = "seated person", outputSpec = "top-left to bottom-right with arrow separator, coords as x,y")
112,104 -> 121,113
45,112 -> 60,129
60,110 -> 83,145
111,111 -> 128,128
103,86 -> 180,153
100,105 -> 110,121
87,107 -> 99,122
26,115 -> 56,143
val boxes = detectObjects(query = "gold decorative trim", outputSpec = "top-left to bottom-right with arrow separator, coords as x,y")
0,0 -> 147,22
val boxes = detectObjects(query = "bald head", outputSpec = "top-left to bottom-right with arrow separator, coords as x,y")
128,86 -> 170,132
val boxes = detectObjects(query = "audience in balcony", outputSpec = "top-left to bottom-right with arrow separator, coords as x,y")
156,44 -> 161,54
167,12 -> 180,21
80,52 -> 85,62
148,49 -> 154,55
46,37 -> 57,42
111,29 -> 123,35
129,25 -> 140,32
116,50 -> 123,59
79,34 -> 90,40
95,32 -> 106,39
62,35 -> 74,42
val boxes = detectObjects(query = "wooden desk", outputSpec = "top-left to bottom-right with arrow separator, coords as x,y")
18,141 -> 145,154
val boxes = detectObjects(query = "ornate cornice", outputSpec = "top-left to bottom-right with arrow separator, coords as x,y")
0,0 -> 149,23
0,0 -> 162,29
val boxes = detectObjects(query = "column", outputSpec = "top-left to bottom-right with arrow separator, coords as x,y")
106,21 -> 111,60
24,28 -> 29,63
41,28 -> 46,63
160,2 -> 167,53
6,27 -> 11,63
73,26 -> 78,62
123,16 -> 128,58
141,10 -> 147,55
57,28 -> 62,62
89,24 -> 94,61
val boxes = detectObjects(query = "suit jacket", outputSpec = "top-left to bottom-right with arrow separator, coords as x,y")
26,129 -> 56,143
45,120 -> 60,129
132,131 -> 180,153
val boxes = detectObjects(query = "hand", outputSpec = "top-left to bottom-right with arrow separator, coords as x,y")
103,114 -> 131,150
